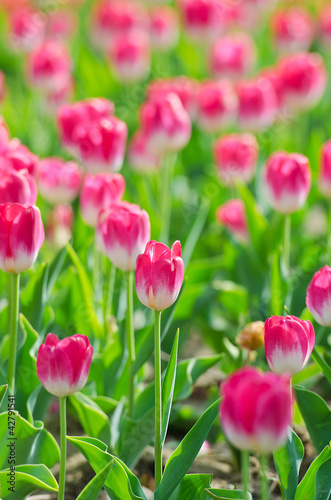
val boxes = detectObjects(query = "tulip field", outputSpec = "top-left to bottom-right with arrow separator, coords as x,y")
1,0 -> 331,499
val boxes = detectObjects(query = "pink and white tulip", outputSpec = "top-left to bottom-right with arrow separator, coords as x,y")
264,151 -> 311,214
196,80 -> 238,133
80,173 -> 125,227
37,157 -> 83,204
147,77 -> 199,120
271,8 -> 315,54
2,140 -> 39,177
109,31 -> 151,83
36,333 -> 93,397
0,166 -> 37,206
220,367 -> 292,454
47,10 -> 77,40
9,7 -> 45,52
209,33 -> 256,81
213,133 -> 258,184
136,240 -> 184,311
318,140 -> 331,198
0,203 -> 44,273
264,315 -> 315,375
150,7 -> 179,51
306,266 -> 331,327
127,131 -> 161,173
237,76 -> 277,131
99,202 -> 150,271
216,200 -> 248,243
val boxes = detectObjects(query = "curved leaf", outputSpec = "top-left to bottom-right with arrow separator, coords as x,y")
295,444 -> 331,500
162,329 -> 179,445
76,462 -> 113,500
205,489 -> 253,500
273,427 -> 304,500
0,464 -> 58,500
168,473 -> 212,500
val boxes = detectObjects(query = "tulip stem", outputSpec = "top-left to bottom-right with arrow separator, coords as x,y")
154,310 -> 162,488
259,454 -> 269,500
103,261 -> 116,336
283,215 -> 291,274
159,154 -> 176,245
58,396 -> 67,500
241,451 -> 250,499
7,273 -> 20,395
126,271 -> 135,417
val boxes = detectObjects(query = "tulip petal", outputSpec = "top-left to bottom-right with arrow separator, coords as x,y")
36,344 -> 74,397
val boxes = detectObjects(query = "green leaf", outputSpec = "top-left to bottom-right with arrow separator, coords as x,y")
310,347 -> 331,385
69,392 -> 111,444
118,407 -> 154,468
205,488 -> 253,500
20,262 -> 49,331
155,398 -> 221,500
174,355 -> 223,401
295,386 -> 331,453
168,473 -> 212,500
76,462 -> 113,500
182,199 -> 210,266
270,249 -> 287,316
68,436 -> 147,500
0,464 -> 58,500
162,329 -> 179,445
295,444 -> 331,500
273,427 -> 304,500
0,384 -> 7,407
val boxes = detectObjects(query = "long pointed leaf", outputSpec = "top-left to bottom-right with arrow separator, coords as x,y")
76,462 -> 113,500
161,329 -> 179,445
273,427 -> 304,500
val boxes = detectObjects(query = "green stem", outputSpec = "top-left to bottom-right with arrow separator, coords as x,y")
126,271 -> 135,417
159,154 -> 176,245
259,454 -> 269,500
93,241 -> 101,302
7,273 -> 20,395
58,397 -> 67,500
103,262 -> 116,336
241,450 -> 250,500
154,310 -> 162,488
311,347 -> 331,383
283,215 -> 291,274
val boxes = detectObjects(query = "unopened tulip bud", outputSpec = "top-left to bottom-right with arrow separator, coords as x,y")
213,133 -> 258,184
109,31 -> 151,83
2,140 -> 39,177
271,8 -> 314,54
209,33 -> 256,81
216,199 -> 249,242
10,7 -> 46,52
306,266 -> 331,326
237,76 -> 277,131
147,77 -> 199,120
0,166 -> 37,206
197,80 -> 238,133
37,157 -> 83,204
150,7 -> 179,51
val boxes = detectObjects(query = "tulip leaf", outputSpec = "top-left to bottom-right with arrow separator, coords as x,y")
0,464 -> 58,500
0,412 -> 60,470
273,427 -> 304,500
20,262 -> 49,331
270,248 -> 287,316
76,461 -> 113,500
154,398 -> 221,500
295,444 -> 331,500
294,386 -> 331,453
0,384 -> 7,407
182,199 -> 210,266
168,473 -> 212,500
162,328 -> 179,445
68,436 -> 148,500
205,488 -> 253,499
69,392 -> 111,444
174,354 -> 223,401
118,407 -> 155,468
310,347 -> 331,385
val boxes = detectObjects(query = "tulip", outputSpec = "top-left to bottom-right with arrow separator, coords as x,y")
209,33 -> 256,81
108,30 -> 151,83
0,166 -> 37,206
136,240 -> 184,311
150,7 -> 179,51
264,315 -> 315,376
318,140 -> 331,198
80,173 -> 125,227
237,76 -> 277,131
216,200 -> 249,242
140,93 -> 191,154
260,66 -> 285,110
213,133 -> 258,184
196,80 -> 238,133
9,7 -> 46,52
220,367 -> 292,454
2,139 -> 39,177
72,116 -> 128,174
271,8 -> 314,54
38,157 -> 83,204
319,6 -> 331,47
100,201 -> 150,272
278,52 -> 327,112
127,131 -> 161,173
264,151 -> 311,214
0,203 -> 44,274
47,10 -> 77,40
306,266 -> 331,327
147,77 -> 199,120
46,203 -> 74,248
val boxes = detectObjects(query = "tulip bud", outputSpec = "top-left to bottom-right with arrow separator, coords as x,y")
216,199 -> 249,242
109,30 -> 151,83
150,7 -> 179,51
318,140 -> 331,198
196,80 -> 238,133
0,203 -> 45,273
36,333 -> 93,397
237,76 -> 277,131
236,321 -> 264,351
213,133 -> 258,184
100,201 -> 150,271
147,77 -> 199,120
37,157 -> 83,204
140,93 -> 191,154
220,367 -> 292,454
0,166 -> 37,206
264,151 -> 311,214
264,315 -> 315,375
9,7 -> 46,52
271,8 -> 314,54
136,240 -> 184,311
127,131 -> 161,173
72,116 -> 128,174
306,266 -> 331,327
80,173 -> 125,227
209,33 -> 256,81
2,140 -> 39,177
47,10 -> 77,40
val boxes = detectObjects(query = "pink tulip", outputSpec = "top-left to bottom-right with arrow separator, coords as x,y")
196,80 -> 238,133
271,8 -> 315,54
46,203 -> 74,248
80,173 -> 125,227
216,200 -> 248,242
220,367 -> 292,454
100,201 -> 150,271
47,10 -> 77,39
109,30 -> 151,83
2,140 -> 39,177
0,166 -> 37,206
264,315 -> 315,375
264,151 -> 311,214
213,133 -> 258,184
237,76 -> 277,131
278,52 -> 327,111
0,203 -> 44,273
306,266 -> 331,327
209,33 -> 256,81
319,6 -> 331,47
150,7 -> 179,51
37,157 -> 83,204
9,7 -> 46,52
260,66 -> 285,110
127,131 -> 161,173
140,93 -> 191,154
27,39 -> 72,93
319,140 -> 331,197
36,333 -> 93,397
136,240 -> 184,311
147,77 -> 199,120
72,116 -> 128,174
